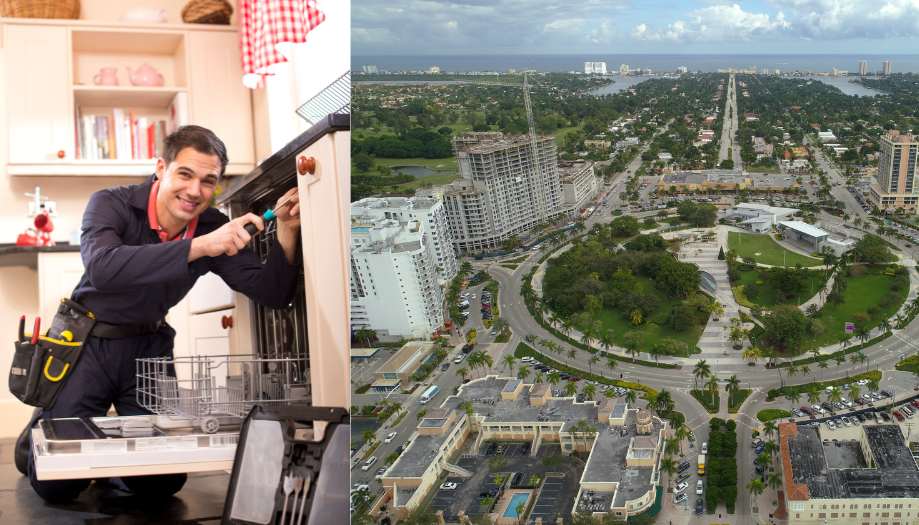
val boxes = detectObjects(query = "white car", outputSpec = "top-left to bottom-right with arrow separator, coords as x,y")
696,480 -> 704,495
440,482 -> 458,490
701,442 -> 708,454
454,355 -> 465,364
361,456 -> 377,471
384,432 -> 397,443
674,481 -> 688,493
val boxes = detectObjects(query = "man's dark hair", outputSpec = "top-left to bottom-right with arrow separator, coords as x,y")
163,125 -> 228,176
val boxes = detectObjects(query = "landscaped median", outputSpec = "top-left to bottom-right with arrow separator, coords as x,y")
766,370 -> 881,401
756,409 -> 791,423
896,355 -> 919,375
769,331 -> 892,368
728,389 -> 751,413
514,343 -> 658,399
690,390 -> 719,413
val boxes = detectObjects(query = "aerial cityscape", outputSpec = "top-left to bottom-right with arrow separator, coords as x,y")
350,4 -> 919,525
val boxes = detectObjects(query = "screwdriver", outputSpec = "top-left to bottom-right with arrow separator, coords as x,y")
242,193 -> 296,236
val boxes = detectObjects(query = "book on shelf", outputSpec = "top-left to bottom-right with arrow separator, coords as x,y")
74,93 -> 187,161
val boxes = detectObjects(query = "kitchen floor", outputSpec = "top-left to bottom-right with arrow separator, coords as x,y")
0,438 -> 230,524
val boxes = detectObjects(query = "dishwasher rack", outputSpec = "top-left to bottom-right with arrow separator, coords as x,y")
136,354 -> 310,433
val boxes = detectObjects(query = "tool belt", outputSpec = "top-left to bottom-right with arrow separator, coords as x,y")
9,298 -> 96,408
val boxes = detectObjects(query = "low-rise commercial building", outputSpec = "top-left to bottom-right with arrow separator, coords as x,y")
370,341 -> 436,392
658,170 -> 799,193
727,202 -> 798,233
559,161 -> 599,215
780,422 -> 919,524
778,221 -> 829,251
377,376 -> 667,522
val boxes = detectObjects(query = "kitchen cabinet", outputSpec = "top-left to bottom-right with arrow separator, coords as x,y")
36,252 -> 84,326
3,25 -> 73,164
1,18 -> 254,176
186,31 -> 254,172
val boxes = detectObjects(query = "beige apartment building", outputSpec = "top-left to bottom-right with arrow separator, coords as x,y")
779,422 -> 919,525
868,130 -> 919,212
374,376 -> 667,523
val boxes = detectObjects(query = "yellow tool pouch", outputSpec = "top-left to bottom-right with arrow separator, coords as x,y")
9,298 -> 96,408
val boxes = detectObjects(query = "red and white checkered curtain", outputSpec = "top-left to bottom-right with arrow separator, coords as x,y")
240,0 -> 326,88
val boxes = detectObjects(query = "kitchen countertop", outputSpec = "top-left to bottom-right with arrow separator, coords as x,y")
0,244 -> 80,268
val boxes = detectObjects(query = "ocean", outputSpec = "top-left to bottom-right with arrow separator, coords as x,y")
353,54 -> 919,75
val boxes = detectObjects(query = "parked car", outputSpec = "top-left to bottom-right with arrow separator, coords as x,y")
674,481 -> 688,493
384,432 -> 397,443
696,480 -> 704,495
701,442 -> 708,455
673,493 -> 688,504
361,456 -> 377,471
440,482 -> 458,490
894,411 -> 904,422
695,498 -> 704,515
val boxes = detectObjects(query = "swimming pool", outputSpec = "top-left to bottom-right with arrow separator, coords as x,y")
503,493 -> 529,518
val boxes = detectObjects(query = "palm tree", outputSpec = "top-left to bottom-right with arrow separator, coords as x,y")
675,424 -> 689,455
355,327 -> 377,347
548,371 -> 561,387
456,366 -> 469,382
588,354 -> 600,375
517,366 -> 531,382
660,457 -> 676,484
704,376 -> 719,406
625,389 -> 637,406
583,383 -> 597,401
726,375 -> 741,405
600,330 -> 614,355
568,348 -> 577,365
742,346 -> 761,365
606,356 -> 618,375
787,364 -> 799,378
829,388 -> 843,404
800,364 -> 811,380
564,381 -> 578,397
806,388 -> 821,405
789,390 -> 802,406
763,420 -> 777,441
767,472 -> 781,491
654,389 -> 674,416
747,479 -> 765,499
850,384 -> 861,401
818,360 -> 829,379
502,354 -> 516,375
693,360 -> 711,389
362,429 -> 376,445
533,371 -> 545,384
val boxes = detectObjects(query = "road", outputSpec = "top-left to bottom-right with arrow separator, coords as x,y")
718,74 -> 742,169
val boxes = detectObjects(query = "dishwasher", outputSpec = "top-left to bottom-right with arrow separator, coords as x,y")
31,113 -> 351,525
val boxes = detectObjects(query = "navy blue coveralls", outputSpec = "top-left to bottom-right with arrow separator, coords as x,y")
28,175 -> 299,502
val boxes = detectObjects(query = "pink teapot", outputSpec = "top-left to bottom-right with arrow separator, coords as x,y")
127,63 -> 165,87
93,67 -> 119,86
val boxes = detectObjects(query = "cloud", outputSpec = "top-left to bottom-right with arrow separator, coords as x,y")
631,3 -> 791,42
352,0 -> 628,54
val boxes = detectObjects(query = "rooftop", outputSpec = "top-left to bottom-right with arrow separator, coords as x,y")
782,423 -> 919,500
387,433 -> 448,478
779,221 -> 829,239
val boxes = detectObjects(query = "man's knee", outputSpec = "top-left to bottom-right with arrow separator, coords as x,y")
120,473 -> 188,498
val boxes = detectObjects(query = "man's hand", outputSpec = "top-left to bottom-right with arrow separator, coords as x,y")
188,213 -> 264,262
274,188 -> 301,264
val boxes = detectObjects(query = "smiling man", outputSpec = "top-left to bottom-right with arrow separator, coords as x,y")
20,125 -> 301,503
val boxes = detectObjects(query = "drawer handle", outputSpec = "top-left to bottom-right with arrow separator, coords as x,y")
221,315 -> 234,329
297,156 -> 316,175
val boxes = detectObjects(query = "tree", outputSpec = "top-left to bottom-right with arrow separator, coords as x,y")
606,356 -> 618,374
589,354 -> 600,375
609,215 -> 641,237
362,429 -> 376,445
583,382 -> 597,401
548,371 -> 561,387
653,389 -> 674,416
693,359 -> 711,389
503,354 -> 516,374
517,366 -> 531,382
354,327 -> 377,347
705,375 -> 719,406
625,389 -> 637,405
742,346 -> 761,365
726,375 -> 741,404
747,478 -> 765,499
767,472 -> 781,490
456,366 -> 469,382
851,234 -> 894,264
623,331 -> 642,361
760,305 -> 811,354
565,381 -> 578,397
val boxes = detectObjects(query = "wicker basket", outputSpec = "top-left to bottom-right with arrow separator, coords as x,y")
181,0 -> 232,25
0,0 -> 80,19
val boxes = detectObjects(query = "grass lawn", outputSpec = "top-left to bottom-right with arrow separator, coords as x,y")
756,408 -> 791,422
372,156 -> 458,172
895,355 -> 919,375
392,173 -> 458,192
728,389 -> 752,413
690,389 -> 719,413
808,265 -> 908,348
728,232 -> 823,267
732,266 -> 827,308
767,370 -> 880,401
578,284 -> 709,355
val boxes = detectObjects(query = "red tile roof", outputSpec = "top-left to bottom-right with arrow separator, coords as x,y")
778,422 -> 810,501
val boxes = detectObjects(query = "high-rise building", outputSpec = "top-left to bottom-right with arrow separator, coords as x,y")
361,64 -> 379,74
858,60 -> 868,76
584,61 -> 607,75
350,216 -> 444,339
883,60 -> 892,75
444,132 -> 562,253
619,63 -> 629,75
350,196 -> 458,283
427,65 -> 441,74
868,130 -> 919,212
676,66 -> 688,74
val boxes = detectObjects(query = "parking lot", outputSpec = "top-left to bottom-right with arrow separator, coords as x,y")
426,442 -> 584,523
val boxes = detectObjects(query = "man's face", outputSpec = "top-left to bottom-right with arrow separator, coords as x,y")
156,147 -> 221,224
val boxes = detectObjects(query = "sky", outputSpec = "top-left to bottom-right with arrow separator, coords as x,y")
352,0 -> 919,55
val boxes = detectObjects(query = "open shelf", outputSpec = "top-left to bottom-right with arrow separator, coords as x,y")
73,85 -> 187,108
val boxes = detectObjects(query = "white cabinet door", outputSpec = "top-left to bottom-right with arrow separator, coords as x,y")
185,31 -> 254,174
37,252 -> 84,326
296,130 -> 350,410
188,309 -> 231,357
187,271 -> 235,314
4,25 -> 73,163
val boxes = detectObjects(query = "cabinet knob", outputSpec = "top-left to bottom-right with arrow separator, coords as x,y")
297,156 -> 316,175
57,150 -> 66,159
221,315 -> 234,329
